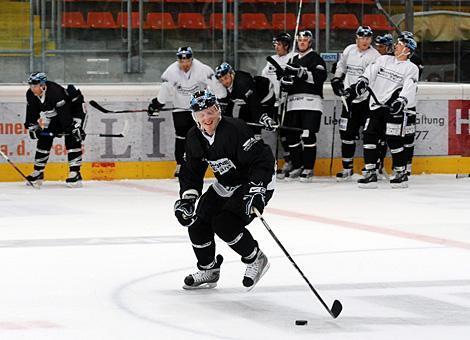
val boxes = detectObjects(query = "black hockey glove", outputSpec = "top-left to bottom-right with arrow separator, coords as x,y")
280,75 -> 294,92
353,77 -> 369,97
148,98 -> 164,117
389,97 -> 407,115
259,113 -> 277,132
331,77 -> 345,97
27,124 -> 42,140
284,64 -> 308,81
243,182 -> 266,217
69,118 -> 84,142
174,194 -> 198,227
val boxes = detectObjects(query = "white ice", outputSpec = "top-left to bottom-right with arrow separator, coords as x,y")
0,175 -> 469,340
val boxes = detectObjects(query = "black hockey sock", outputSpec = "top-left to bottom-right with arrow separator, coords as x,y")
363,135 -> 379,171
341,139 -> 356,169
34,137 -> 53,171
388,139 -> 407,171
288,141 -> 303,169
188,223 -> 216,270
175,137 -> 186,165
302,144 -> 317,169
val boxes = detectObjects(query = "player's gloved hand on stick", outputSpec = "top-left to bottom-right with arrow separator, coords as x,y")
243,182 -> 266,217
69,118 -> 84,142
27,124 -> 42,140
147,98 -> 164,117
284,64 -> 308,80
280,75 -> 294,92
331,77 -> 345,97
389,96 -> 407,116
174,193 -> 198,227
259,113 -> 277,132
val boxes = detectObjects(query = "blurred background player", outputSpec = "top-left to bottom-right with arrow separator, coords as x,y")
24,72 -> 86,187
215,62 -> 276,139
147,47 -> 226,177
375,33 -> 394,56
174,89 -> 275,290
346,34 -> 419,188
281,30 -> 327,182
261,32 -> 295,179
331,26 -> 380,181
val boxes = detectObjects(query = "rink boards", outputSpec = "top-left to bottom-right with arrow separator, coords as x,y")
1,83 -> 470,181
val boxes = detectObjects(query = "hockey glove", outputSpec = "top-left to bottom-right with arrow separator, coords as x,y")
353,77 -> 369,97
331,77 -> 345,97
27,124 -> 42,140
174,194 -> 198,227
284,64 -> 308,80
69,118 -> 84,142
280,75 -> 294,91
148,98 -> 164,117
389,97 -> 407,116
259,113 -> 277,132
243,182 -> 266,217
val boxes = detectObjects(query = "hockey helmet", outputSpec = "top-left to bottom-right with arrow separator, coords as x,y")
273,32 -> 293,50
215,62 -> 234,79
397,34 -> 417,55
375,33 -> 393,47
190,89 -> 218,112
356,26 -> 373,37
28,72 -> 47,85
176,46 -> 193,60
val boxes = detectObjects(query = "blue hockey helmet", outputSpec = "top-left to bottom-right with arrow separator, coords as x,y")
356,26 -> 373,37
190,89 -> 218,112
28,72 -> 47,85
215,62 -> 234,79
375,33 -> 393,47
176,46 -> 193,60
397,33 -> 417,55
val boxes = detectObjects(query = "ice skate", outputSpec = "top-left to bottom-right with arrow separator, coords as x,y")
183,255 -> 223,290
243,250 -> 270,291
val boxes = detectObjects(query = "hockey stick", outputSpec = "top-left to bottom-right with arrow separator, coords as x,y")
252,207 -> 342,319
247,122 -> 309,138
329,101 -> 337,176
40,120 -> 129,138
89,100 -> 184,114
374,0 -> 402,34
0,150 -> 39,189
292,0 -> 303,55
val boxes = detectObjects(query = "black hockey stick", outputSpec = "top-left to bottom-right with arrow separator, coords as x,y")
374,0 -> 402,34
247,122 -> 309,138
252,208 -> 342,319
329,101 -> 337,176
40,120 -> 129,138
89,100 -> 184,114
0,150 -> 39,189
266,56 -> 285,78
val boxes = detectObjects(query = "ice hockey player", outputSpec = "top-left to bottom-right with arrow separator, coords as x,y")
331,26 -> 381,181
261,32 -> 295,179
147,47 -> 226,177
374,33 -> 394,56
345,33 -> 419,188
215,62 -> 277,139
174,89 -> 275,290
280,30 -> 327,182
24,72 -> 86,187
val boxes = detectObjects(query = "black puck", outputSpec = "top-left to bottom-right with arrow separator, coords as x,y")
295,320 -> 308,326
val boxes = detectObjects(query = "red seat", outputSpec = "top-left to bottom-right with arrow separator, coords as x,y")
87,12 -> 119,29
178,13 -> 208,29
166,0 -> 195,2
346,0 -> 374,4
331,14 -> 359,29
209,13 -> 234,30
271,13 -> 297,31
62,12 -> 89,28
363,14 -> 393,31
240,13 -> 272,30
300,13 -> 326,30
146,13 -> 177,30
116,12 -> 144,29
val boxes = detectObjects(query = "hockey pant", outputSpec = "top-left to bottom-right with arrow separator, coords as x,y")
362,107 -> 407,173
187,185 -> 273,269
172,111 -> 195,165
338,99 -> 369,170
285,110 -> 322,170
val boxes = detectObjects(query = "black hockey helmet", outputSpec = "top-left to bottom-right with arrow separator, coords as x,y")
215,62 -> 234,79
176,46 -> 193,60
28,72 -> 47,85
273,32 -> 293,50
190,89 -> 218,112
296,30 -> 313,47
356,26 -> 373,37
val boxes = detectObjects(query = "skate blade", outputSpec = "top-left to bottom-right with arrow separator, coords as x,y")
284,176 -> 300,182
299,177 -> 313,183
66,181 -> 83,188
391,182 -> 408,189
358,182 -> 378,189
246,262 -> 270,292
182,282 -> 218,290
336,176 -> 352,182
27,180 -> 43,188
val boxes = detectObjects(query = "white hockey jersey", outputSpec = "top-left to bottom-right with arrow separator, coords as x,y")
361,55 -> 419,110
261,52 -> 295,100
157,58 -> 227,111
334,44 -> 380,103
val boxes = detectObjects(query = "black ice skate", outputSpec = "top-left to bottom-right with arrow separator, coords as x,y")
183,254 -> 223,290
336,168 -> 353,182
243,249 -> 270,291
390,171 -> 408,189
26,170 -> 44,187
358,170 -> 378,189
66,171 -> 83,188
299,169 -> 314,183
276,161 -> 292,180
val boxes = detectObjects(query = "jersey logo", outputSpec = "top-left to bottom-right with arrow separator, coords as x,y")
242,137 -> 258,151
207,158 -> 236,175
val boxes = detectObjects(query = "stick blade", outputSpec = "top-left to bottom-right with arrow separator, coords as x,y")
89,100 -> 112,113
330,300 -> 342,319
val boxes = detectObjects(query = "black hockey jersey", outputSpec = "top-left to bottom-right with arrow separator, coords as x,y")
287,49 -> 327,98
179,117 -> 275,198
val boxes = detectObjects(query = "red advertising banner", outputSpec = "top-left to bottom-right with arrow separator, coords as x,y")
448,100 -> 470,156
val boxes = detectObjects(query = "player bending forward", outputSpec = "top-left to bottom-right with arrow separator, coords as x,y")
174,89 -> 275,290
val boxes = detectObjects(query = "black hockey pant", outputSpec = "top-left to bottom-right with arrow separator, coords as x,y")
172,111 -> 195,165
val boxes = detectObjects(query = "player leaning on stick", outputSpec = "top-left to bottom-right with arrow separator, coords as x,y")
345,33 -> 419,189
24,72 -> 86,187
147,47 -> 226,177
331,26 -> 380,181
174,89 -> 275,290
